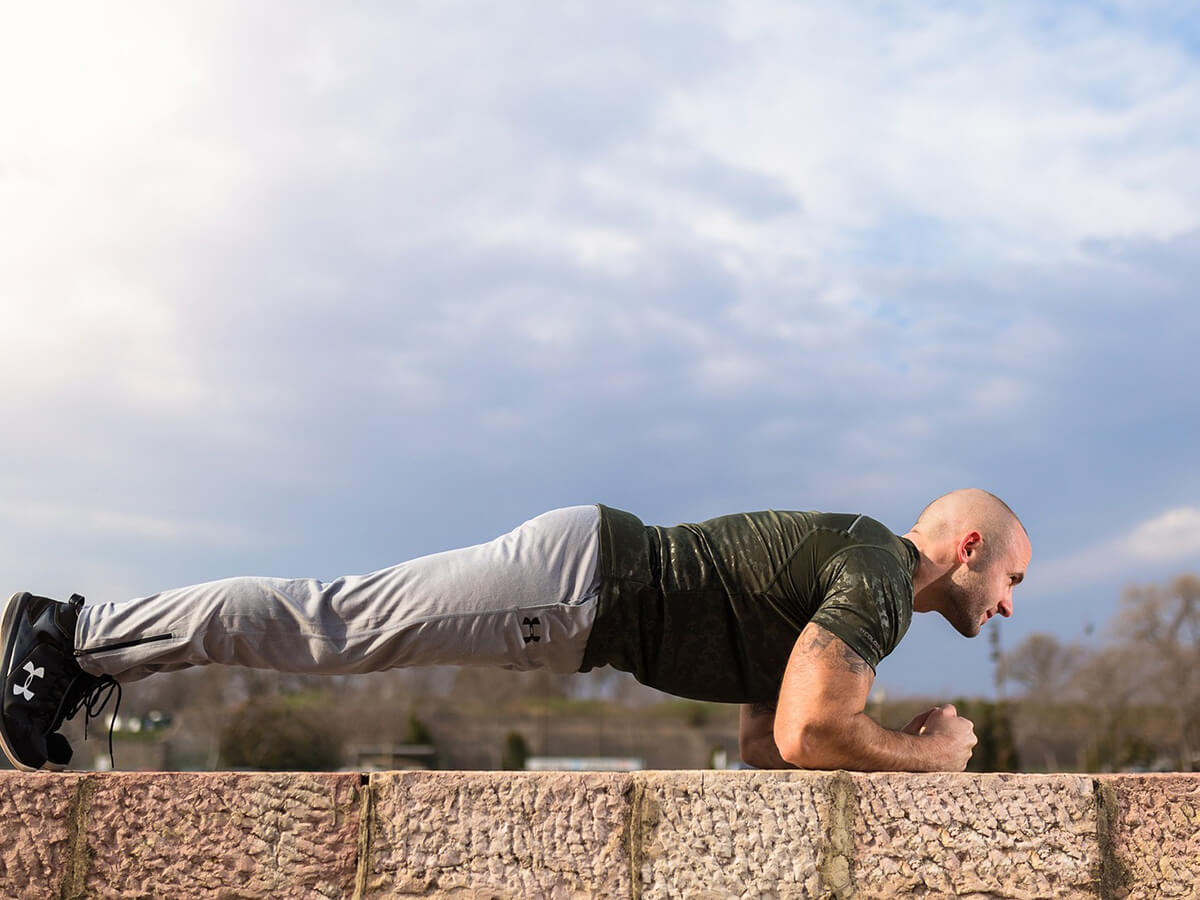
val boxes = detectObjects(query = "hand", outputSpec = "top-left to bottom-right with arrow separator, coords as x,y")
911,704 -> 977,771
900,707 -> 938,735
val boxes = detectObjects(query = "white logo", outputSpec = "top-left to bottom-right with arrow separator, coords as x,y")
12,661 -> 44,702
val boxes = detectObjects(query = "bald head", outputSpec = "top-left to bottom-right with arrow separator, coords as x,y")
913,489 -> 1027,564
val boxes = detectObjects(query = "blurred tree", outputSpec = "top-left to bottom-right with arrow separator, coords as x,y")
1069,643 -> 1155,771
219,691 -> 342,770
1115,574 -> 1200,770
449,667 -> 568,712
501,731 -> 529,770
954,699 -> 1020,772
405,708 -> 434,745
999,632 -> 1088,771
999,633 -> 1083,702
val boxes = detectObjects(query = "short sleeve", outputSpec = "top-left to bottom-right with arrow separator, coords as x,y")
808,547 -> 913,671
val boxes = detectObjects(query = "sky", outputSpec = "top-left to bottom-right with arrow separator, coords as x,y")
3,1 -> 1200,699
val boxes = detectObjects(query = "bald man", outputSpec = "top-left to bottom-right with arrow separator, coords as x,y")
2,490 -> 1031,773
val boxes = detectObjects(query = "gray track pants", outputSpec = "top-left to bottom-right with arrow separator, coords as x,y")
74,506 -> 602,683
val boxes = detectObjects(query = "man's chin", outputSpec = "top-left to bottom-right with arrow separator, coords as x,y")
952,619 -> 982,638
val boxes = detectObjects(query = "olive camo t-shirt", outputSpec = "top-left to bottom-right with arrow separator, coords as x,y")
578,505 -> 918,704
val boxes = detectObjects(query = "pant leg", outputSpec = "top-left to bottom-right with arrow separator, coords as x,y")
75,506 -> 602,682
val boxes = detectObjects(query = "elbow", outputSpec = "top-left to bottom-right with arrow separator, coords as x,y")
738,734 -> 755,766
776,736 -> 817,769
738,743 -> 763,769
775,720 -> 839,770
739,733 -> 777,769
739,725 -> 776,766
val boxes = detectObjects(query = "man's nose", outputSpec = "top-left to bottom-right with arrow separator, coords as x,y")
999,597 -> 1013,617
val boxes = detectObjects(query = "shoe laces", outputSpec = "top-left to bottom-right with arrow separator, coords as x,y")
67,675 -> 122,770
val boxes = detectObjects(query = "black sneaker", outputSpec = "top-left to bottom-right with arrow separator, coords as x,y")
1,592 -> 121,771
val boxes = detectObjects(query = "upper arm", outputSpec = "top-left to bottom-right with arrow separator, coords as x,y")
807,546 -> 913,673
773,621 -> 874,761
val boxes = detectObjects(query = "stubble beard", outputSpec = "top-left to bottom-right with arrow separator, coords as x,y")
942,574 -> 990,638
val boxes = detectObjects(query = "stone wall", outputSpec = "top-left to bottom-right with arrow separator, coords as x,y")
1,770 -> 1196,898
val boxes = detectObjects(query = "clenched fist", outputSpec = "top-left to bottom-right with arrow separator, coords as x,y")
902,704 -> 977,771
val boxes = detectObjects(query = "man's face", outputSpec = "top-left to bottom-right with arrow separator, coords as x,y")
942,531 -> 1032,638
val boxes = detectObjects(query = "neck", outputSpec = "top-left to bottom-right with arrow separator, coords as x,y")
901,528 -> 949,613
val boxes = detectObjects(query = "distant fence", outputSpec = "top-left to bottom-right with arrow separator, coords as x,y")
1,770 -> 1196,897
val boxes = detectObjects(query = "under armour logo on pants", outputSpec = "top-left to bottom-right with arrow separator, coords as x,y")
13,661 -> 44,701
522,617 -> 542,644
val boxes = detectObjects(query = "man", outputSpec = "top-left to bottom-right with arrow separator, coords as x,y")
1,488 -> 1030,773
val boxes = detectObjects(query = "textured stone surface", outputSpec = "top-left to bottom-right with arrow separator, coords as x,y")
3,770 -> 1200,898
853,773 -> 1098,899
1099,774 -> 1200,899
78,772 -> 361,899
0,773 -> 84,899
367,771 -> 633,899
638,772 -> 1099,899
637,770 -> 834,899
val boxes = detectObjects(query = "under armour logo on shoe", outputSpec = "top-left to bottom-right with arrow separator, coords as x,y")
521,617 -> 541,644
12,661 -> 44,702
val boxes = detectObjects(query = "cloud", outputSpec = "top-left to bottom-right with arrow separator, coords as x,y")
0,498 -> 265,547
1034,506 -> 1200,591
669,2 -> 1200,261
1124,507 -> 1200,561
2,2 -> 1200,696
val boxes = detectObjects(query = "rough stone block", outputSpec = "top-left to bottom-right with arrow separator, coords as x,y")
636,769 -> 833,899
1099,774 -> 1200,899
637,772 -> 1099,899
853,773 -> 1099,899
0,773 -> 85,899
4,769 -> 1200,898
75,772 -> 362,899
366,770 -> 633,898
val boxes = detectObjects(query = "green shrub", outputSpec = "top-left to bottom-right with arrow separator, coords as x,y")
219,692 -> 342,771
501,731 -> 529,770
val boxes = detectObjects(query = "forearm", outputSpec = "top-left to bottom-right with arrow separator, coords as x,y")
741,733 -> 797,769
783,712 -> 952,772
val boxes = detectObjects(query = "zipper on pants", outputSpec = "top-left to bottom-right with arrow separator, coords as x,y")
76,633 -> 175,656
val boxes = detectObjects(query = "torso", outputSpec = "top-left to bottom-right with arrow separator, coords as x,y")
579,505 -> 918,703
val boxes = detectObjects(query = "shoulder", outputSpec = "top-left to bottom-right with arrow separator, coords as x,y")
809,520 -> 916,669
820,515 -> 914,572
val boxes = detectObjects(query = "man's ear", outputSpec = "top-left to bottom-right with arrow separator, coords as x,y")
956,531 -> 983,564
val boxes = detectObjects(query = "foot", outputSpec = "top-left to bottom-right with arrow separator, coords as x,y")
0,592 -> 116,771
